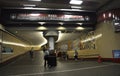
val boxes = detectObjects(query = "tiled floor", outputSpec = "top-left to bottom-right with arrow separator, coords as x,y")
0,51 -> 120,76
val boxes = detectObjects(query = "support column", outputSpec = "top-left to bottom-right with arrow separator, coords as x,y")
48,37 -> 55,50
44,30 -> 58,51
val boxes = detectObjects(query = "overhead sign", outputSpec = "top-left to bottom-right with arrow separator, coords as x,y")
10,13 -> 90,21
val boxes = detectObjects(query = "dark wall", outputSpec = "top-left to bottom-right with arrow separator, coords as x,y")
98,0 -> 120,13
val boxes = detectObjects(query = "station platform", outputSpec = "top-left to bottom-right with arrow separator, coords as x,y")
0,51 -> 120,76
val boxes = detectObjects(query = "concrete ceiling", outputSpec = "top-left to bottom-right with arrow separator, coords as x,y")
0,0 -> 111,11
0,0 -> 119,46
6,26 -> 92,46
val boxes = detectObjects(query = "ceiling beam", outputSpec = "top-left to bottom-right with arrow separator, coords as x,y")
96,0 -> 114,12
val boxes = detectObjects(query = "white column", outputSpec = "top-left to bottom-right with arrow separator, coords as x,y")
48,37 -> 55,50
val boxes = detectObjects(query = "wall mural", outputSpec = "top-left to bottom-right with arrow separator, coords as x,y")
56,31 -> 96,51
80,31 -> 95,50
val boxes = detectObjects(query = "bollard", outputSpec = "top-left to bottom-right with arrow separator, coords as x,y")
98,55 -> 102,63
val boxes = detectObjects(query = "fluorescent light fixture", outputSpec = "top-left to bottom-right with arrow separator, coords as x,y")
77,23 -> 83,25
57,26 -> 66,30
112,14 -> 115,18
81,34 -> 102,43
37,26 -> 47,30
24,7 -> 33,9
76,26 -> 84,30
109,12 -> 112,17
23,4 -> 36,7
64,15 -> 72,18
115,23 -> 119,25
71,6 -> 82,9
29,0 -> 41,1
38,22 -> 46,25
115,16 -> 118,20
2,41 -> 26,47
30,14 -> 40,16
103,13 -> 106,18
71,9 -> 81,11
59,22 -> 64,25
56,31 -> 62,42
70,0 -> 83,5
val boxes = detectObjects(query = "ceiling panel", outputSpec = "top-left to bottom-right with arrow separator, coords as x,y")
0,0 -> 111,10
10,30 -> 46,45
0,0 -> 116,46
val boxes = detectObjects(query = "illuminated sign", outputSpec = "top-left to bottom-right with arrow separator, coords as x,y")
11,13 -> 90,21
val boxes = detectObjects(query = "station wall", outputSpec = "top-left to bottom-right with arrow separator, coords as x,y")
0,29 -> 31,63
95,21 -> 120,58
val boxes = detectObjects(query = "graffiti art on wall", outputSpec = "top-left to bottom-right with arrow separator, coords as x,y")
80,31 -> 96,50
56,31 -> 96,51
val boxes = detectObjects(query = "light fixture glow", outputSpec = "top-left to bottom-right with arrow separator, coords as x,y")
30,14 -> 40,16
77,23 -> 83,25
70,0 -> 83,5
109,12 -> 112,17
64,15 -> 72,18
114,23 -> 119,25
115,16 -> 118,20
56,31 -> 62,42
38,22 -> 46,25
24,7 -> 34,9
81,34 -> 102,43
2,41 -> 26,47
29,0 -> 41,1
23,4 -> 36,7
103,13 -> 106,18
113,14 -> 115,18
71,9 -> 81,11
71,6 -> 82,9
59,22 -> 64,25
76,26 -> 84,30
57,26 -> 66,30
37,26 -> 47,30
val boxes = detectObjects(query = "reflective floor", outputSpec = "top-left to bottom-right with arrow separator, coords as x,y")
0,51 -> 120,76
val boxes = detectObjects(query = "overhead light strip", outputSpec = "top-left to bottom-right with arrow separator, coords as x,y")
23,4 -> 36,7
70,0 -> 83,5
14,7 -> 94,12
71,6 -> 82,9
28,0 -> 41,1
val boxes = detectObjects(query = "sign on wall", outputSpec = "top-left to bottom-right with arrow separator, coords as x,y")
2,47 -> 13,54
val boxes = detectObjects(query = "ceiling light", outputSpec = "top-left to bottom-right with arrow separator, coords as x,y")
56,31 -> 62,42
30,14 -> 40,16
71,6 -> 82,9
71,9 -> 81,11
24,7 -> 33,9
38,22 -> 46,25
109,12 -> 112,17
112,14 -> 115,18
77,23 -> 83,25
81,34 -> 102,43
64,15 -> 72,18
114,23 -> 119,25
57,26 -> 66,30
37,26 -> 47,30
3,41 -> 26,47
103,13 -> 106,18
23,4 -> 36,7
76,26 -> 84,30
70,0 -> 83,5
59,22 -> 64,25
29,0 -> 41,1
